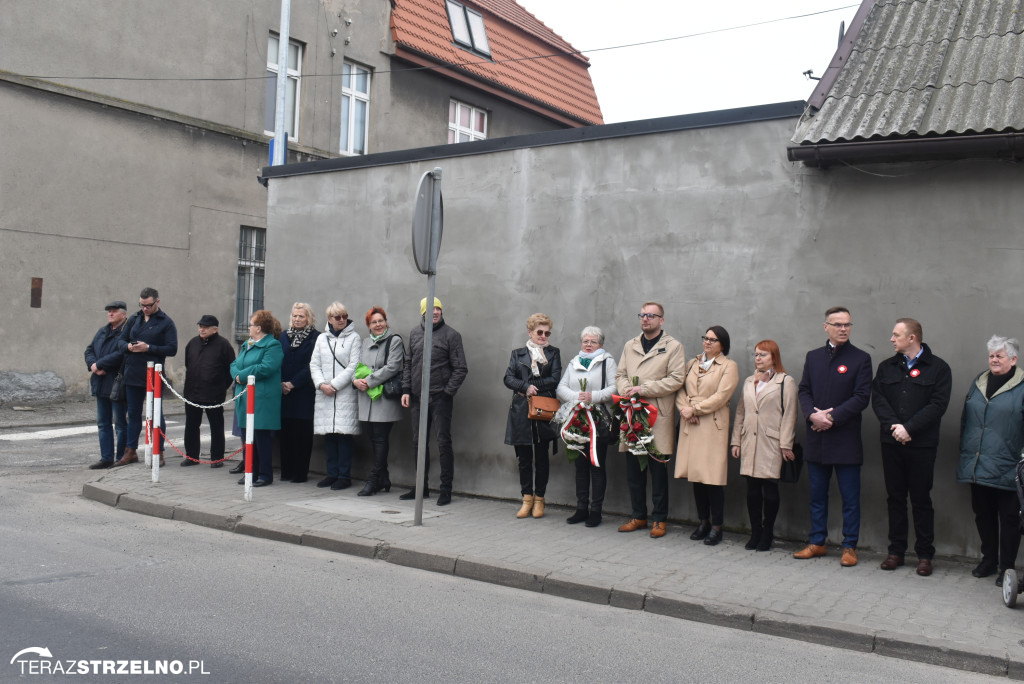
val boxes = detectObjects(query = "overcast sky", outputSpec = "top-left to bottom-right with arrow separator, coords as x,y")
515,0 -> 860,123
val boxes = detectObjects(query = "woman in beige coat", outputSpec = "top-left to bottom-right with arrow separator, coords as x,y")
675,326 -> 739,546
730,340 -> 798,552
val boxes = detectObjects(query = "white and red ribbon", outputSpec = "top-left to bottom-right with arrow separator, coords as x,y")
560,402 -> 602,467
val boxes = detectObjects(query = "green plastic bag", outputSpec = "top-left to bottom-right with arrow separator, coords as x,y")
355,363 -> 383,400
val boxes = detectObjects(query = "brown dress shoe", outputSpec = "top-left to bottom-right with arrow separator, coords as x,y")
840,547 -> 858,567
650,521 -> 667,538
916,558 -> 933,576
618,518 -> 648,533
112,448 -> 138,467
793,544 -> 827,559
880,554 -> 904,571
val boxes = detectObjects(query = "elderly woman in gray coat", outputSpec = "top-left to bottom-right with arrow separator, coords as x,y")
556,326 -> 617,528
353,306 -> 405,496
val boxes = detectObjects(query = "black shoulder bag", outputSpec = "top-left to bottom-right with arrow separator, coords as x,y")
778,375 -> 804,483
379,335 -> 404,399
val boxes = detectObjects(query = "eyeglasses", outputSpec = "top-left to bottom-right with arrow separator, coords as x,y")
825,322 -> 853,329
330,314 -> 347,321
638,313 -> 662,320
139,302 -> 157,310
701,336 -> 719,344
534,330 -> 551,337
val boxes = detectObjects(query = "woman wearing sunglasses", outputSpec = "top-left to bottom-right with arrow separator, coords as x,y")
503,313 -> 562,519
310,302 -> 361,491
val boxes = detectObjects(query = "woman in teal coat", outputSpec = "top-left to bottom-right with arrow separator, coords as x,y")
231,309 -> 284,486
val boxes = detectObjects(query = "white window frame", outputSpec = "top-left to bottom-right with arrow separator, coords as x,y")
445,1 -> 490,56
448,99 -> 488,143
236,226 -> 266,340
341,61 -> 372,155
265,34 -> 302,142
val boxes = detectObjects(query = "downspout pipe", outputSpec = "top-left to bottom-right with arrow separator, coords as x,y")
788,132 -> 1024,167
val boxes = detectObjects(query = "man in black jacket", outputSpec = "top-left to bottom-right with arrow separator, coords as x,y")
182,315 -> 236,469
84,301 -> 129,469
400,297 -> 469,505
871,318 -> 952,577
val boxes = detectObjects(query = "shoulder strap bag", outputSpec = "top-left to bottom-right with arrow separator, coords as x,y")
379,335 -> 404,399
778,375 -> 804,483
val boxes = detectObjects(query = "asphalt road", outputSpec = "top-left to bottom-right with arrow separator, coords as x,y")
0,421 -> 1007,683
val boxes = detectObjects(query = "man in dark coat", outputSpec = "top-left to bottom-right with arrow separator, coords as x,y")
871,318 -> 951,577
113,287 -> 178,466
795,306 -> 872,567
181,315 -> 235,469
400,297 -> 468,506
84,300 -> 129,469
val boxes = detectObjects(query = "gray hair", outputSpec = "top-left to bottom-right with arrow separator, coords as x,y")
987,335 -> 1020,359
580,326 -> 604,345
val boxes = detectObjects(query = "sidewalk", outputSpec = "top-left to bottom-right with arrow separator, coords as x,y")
6,402 -> 1023,677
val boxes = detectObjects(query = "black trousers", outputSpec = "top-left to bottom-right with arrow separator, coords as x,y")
745,476 -> 780,534
184,404 -> 225,461
573,439 -> 609,509
693,482 -> 725,526
409,394 -> 454,492
515,441 -> 551,497
882,443 -> 937,558
363,421 -> 394,487
625,452 -> 669,522
280,417 -> 314,480
971,483 -> 1021,571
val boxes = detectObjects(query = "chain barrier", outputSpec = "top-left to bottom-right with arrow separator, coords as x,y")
153,370 -> 249,465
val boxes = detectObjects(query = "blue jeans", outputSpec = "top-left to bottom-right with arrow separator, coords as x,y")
125,384 -> 165,453
96,396 -> 127,462
324,433 -> 354,479
807,462 -> 861,548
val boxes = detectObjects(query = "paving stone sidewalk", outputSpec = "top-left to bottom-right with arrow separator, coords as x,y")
4,402 -> 1023,677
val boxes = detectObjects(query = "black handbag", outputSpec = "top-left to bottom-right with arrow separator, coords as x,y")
596,359 -> 619,443
379,335 -> 403,400
778,376 -> 803,483
109,358 -> 127,402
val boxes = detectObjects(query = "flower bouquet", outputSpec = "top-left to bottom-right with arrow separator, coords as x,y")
559,378 -> 603,467
612,376 -> 666,470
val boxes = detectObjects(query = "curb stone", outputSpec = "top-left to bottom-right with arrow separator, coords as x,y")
301,531 -> 383,559
752,611 -> 874,652
874,630 -> 1009,677
542,574 -> 611,605
172,505 -> 239,532
380,544 -> 456,574
117,494 -> 174,519
608,586 -> 646,611
82,482 -> 122,507
644,593 -> 754,631
234,519 -> 305,544
454,557 -> 545,593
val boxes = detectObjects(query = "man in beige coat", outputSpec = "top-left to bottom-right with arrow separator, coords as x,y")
615,301 -> 686,538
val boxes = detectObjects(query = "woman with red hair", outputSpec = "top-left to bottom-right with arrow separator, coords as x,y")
730,339 -> 799,551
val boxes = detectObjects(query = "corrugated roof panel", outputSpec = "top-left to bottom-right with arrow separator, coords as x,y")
792,0 -> 1024,144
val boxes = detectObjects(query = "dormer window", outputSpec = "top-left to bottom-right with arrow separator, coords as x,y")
445,0 -> 490,56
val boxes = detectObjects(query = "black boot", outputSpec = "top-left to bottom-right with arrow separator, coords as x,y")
690,520 -> 711,540
567,508 -> 589,524
585,506 -> 602,528
745,528 -> 762,550
357,479 -> 377,496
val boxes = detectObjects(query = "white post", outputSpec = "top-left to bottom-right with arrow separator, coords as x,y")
244,375 -> 256,502
152,364 -> 163,483
272,0 -> 292,166
144,361 -> 154,466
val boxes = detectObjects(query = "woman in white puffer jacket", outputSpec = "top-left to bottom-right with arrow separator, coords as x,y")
310,301 -> 361,490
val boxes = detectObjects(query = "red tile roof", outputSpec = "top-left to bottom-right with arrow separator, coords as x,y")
391,0 -> 603,126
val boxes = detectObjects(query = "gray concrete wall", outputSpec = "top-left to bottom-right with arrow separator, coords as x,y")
264,113 -> 1024,556
0,81 -> 267,400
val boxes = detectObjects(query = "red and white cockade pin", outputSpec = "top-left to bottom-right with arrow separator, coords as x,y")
837,365 -> 848,374
910,368 -> 921,377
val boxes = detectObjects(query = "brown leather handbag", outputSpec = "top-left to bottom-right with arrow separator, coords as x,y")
527,395 -> 560,421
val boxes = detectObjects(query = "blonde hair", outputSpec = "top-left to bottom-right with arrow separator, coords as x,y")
326,301 -> 349,320
291,302 -> 316,328
527,313 -> 552,331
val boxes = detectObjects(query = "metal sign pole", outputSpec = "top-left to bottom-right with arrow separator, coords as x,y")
412,167 -> 443,526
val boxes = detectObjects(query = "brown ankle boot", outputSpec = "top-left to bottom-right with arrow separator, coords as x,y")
516,494 -> 534,519
112,447 -> 138,467
532,496 -> 545,519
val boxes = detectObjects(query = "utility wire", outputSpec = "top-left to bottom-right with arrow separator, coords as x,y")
14,4 -> 858,83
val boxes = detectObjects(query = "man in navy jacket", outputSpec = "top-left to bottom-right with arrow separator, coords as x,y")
84,301 -> 129,469
794,306 -> 872,567
113,287 -> 178,466
871,318 -> 951,576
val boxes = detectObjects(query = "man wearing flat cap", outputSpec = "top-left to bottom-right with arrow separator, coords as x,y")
182,314 -> 235,468
84,301 -> 129,469
401,297 -> 468,506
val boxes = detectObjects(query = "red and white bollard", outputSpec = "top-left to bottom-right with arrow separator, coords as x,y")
144,362 -> 154,466
243,375 -> 255,502
152,363 -> 163,483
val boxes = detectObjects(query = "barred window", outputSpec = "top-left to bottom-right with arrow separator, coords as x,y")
236,226 -> 266,340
